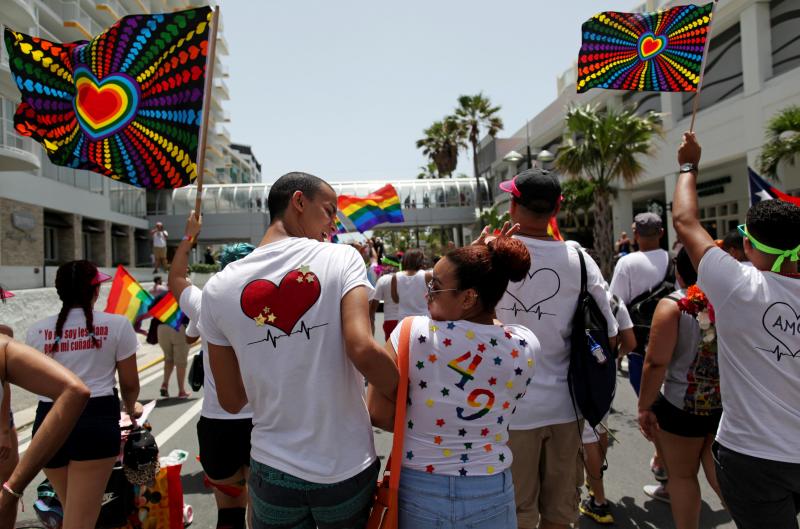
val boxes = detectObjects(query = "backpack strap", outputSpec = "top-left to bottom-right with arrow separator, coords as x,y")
577,250 -> 588,295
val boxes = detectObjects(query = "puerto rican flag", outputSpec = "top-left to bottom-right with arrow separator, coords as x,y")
748,168 -> 800,207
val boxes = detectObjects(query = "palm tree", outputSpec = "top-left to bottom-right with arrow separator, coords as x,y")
417,162 -> 438,180
416,116 -> 464,178
759,105 -> 800,180
454,93 -> 503,211
561,177 -> 596,230
479,205 -> 511,231
556,104 -> 662,277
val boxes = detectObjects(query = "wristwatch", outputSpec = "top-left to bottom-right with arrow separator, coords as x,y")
679,163 -> 697,173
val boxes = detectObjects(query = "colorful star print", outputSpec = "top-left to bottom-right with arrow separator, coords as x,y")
441,388 -> 450,397
419,380 -> 427,389
406,451 -> 414,459
477,343 -> 486,352
430,324 -> 439,332
408,420 -> 414,429
428,354 -> 437,363
511,349 -> 519,358
494,357 -> 502,365
484,444 -> 492,452
495,433 -> 503,441
497,416 -> 504,424
443,338 -> 452,347
465,330 -> 475,340
464,442 -> 473,449
458,428 -> 467,437
436,418 -> 446,427
490,338 -> 498,347
418,335 -> 427,344
519,339 -> 527,346
447,322 -> 456,330
499,453 -> 506,462
416,361 -> 425,369
459,467 -> 468,476
481,428 -> 489,437
515,367 -> 523,376
443,448 -> 452,457
487,466 -> 495,474
425,399 -> 434,408
502,401 -> 510,410
426,465 -> 435,473
434,435 -> 442,445
506,380 -> 514,389
488,377 -> 497,386
460,454 -> 469,463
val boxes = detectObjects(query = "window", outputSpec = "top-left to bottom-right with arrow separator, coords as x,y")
699,200 -> 740,239
770,0 -> 800,76
44,226 -> 58,263
682,23 -> 744,115
83,232 -> 92,261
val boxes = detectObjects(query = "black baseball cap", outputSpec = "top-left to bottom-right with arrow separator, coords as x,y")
499,168 -> 562,213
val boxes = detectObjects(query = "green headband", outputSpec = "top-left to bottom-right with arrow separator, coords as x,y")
738,224 -> 800,272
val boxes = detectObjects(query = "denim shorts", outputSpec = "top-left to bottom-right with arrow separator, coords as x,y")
398,466 -> 517,529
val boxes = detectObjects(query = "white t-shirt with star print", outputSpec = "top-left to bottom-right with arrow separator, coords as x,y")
390,316 -> 538,476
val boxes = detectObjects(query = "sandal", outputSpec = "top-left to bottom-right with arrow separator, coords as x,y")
177,391 -> 190,399
160,385 -> 169,398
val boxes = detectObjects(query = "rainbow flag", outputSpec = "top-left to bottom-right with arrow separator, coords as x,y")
576,3 -> 714,93
104,265 -> 153,323
547,216 -> 563,241
337,184 -> 404,233
147,292 -> 184,330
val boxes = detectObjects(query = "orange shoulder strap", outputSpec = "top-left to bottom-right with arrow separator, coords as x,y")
388,316 -> 413,492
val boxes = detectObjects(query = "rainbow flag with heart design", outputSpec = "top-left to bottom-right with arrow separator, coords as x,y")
337,184 -> 405,233
3,7 -> 211,188
576,3 -> 714,93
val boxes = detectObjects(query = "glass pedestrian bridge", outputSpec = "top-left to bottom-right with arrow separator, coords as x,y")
148,178 -> 490,244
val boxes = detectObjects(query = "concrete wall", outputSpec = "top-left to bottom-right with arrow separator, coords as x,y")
0,197 -> 43,265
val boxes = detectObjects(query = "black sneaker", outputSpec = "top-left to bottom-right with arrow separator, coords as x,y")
579,497 -> 615,525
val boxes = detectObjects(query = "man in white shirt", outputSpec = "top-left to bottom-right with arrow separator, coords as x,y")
369,271 -> 399,340
672,132 -> 800,529
495,168 -> 619,529
150,222 -> 169,274
199,172 -> 398,529
609,212 -> 670,396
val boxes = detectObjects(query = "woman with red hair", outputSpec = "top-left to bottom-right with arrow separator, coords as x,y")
369,230 -> 538,528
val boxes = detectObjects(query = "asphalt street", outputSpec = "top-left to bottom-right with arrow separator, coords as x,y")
12,314 -> 743,529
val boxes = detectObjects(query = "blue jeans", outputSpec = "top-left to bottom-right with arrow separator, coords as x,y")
628,352 -> 644,396
398,467 -> 517,528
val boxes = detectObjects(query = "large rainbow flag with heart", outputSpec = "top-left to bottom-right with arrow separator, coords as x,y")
337,184 -> 405,233
576,3 -> 714,93
3,7 -> 211,188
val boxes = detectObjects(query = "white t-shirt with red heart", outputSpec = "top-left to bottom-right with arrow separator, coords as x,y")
698,247 -> 800,463
198,237 -> 377,483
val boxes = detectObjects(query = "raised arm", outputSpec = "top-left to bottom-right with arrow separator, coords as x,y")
341,286 -> 399,400
673,132 -> 716,271
169,211 -> 202,301
0,337 -> 90,528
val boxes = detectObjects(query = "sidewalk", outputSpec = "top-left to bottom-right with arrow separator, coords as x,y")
10,335 -> 166,431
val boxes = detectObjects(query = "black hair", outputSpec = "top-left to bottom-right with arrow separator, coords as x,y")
267,172 -> 333,221
512,196 -> 557,217
401,249 -> 425,272
153,276 -> 162,284
746,200 -> 800,251
54,260 -> 100,349
446,238 -> 531,312
675,247 -> 697,287
0,284 -> 5,305
721,229 -> 744,252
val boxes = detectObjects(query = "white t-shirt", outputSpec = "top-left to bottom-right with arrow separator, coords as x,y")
612,294 -> 634,331
27,309 -> 138,401
497,239 -> 618,429
390,316 -> 537,476
609,249 -> 670,304
153,230 -> 168,248
180,286 -> 253,420
698,247 -> 800,463
370,274 -> 400,321
396,271 -> 429,318
198,237 -> 376,483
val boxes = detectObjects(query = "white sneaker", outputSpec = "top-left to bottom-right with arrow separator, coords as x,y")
643,483 -> 671,504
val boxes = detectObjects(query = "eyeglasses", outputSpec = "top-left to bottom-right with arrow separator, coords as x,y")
426,280 -> 458,299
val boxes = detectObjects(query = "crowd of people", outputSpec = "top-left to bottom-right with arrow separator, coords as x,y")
0,131 -> 798,529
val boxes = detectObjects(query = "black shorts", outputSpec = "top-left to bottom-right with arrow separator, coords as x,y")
33,395 -> 121,468
197,416 -> 253,481
652,393 -> 721,437
713,442 -> 800,529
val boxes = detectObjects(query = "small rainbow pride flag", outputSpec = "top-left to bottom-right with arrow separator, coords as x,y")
337,184 -> 404,233
104,266 -> 153,324
147,292 -> 184,330
547,216 -> 563,241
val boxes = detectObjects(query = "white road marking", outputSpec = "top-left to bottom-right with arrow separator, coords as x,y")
155,398 -> 204,447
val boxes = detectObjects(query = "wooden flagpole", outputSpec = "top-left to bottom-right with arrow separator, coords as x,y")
193,5 -> 220,215
689,1 -> 718,132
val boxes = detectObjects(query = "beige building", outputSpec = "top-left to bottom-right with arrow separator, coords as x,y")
0,0 -> 232,288
478,0 -> 800,249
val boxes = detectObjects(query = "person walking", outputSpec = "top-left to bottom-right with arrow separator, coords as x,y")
673,132 -> 800,529
494,168 -> 619,529
199,172 -> 399,529
392,249 -> 431,319
170,212 -> 255,529
157,311 -> 190,399
26,260 -> 141,529
151,222 -> 169,273
368,232 -> 536,528
638,248 -> 723,529
369,270 -> 400,340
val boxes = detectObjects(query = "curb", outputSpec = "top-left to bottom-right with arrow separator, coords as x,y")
138,354 -> 165,372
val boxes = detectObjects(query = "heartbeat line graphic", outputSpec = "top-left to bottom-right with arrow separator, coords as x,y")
247,321 -> 330,348
498,304 -> 556,319
756,346 -> 799,362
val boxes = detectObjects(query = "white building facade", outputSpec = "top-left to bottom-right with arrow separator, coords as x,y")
480,0 -> 800,249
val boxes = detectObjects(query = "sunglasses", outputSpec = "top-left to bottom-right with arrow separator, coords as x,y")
426,279 -> 458,299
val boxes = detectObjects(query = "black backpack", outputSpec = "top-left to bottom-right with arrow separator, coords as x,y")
568,251 -> 617,428
627,259 -> 675,354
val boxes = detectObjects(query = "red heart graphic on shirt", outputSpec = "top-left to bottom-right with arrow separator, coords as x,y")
240,269 -> 321,335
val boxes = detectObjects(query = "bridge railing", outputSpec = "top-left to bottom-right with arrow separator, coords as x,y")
151,178 -> 490,216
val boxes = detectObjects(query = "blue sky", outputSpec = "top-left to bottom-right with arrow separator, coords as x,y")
222,1 -> 629,183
